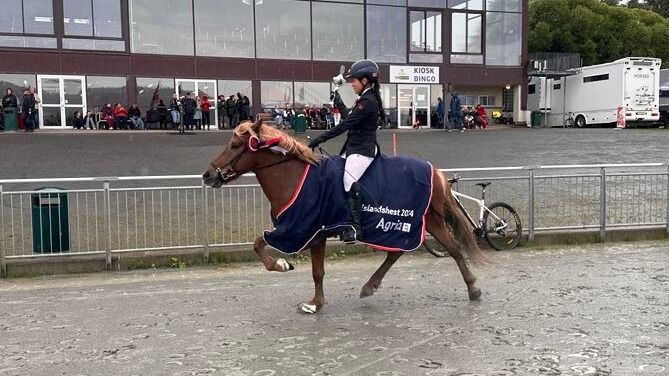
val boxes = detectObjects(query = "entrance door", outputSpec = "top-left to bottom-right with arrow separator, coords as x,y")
175,79 -> 218,128
37,75 -> 87,128
398,85 -> 430,128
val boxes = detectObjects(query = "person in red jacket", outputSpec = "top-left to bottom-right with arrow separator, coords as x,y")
475,103 -> 488,129
201,95 -> 211,130
113,102 -> 128,129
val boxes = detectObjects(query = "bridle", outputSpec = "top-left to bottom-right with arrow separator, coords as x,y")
210,134 -> 294,183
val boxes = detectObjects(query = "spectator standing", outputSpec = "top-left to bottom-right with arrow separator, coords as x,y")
217,95 -> 227,129
169,94 -> 181,128
128,104 -> 144,129
113,103 -> 128,129
181,92 -> 197,131
201,95 -> 211,130
193,96 -> 202,130
157,99 -> 168,130
85,111 -> 97,129
283,106 -> 294,129
435,97 -> 444,129
2,88 -> 18,109
101,103 -> 114,129
21,88 -> 36,132
226,95 -> 238,128
242,94 -> 251,121
30,87 -> 41,129
236,93 -> 245,124
448,92 -> 463,132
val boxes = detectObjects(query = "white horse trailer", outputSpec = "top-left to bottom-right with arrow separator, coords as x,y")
530,57 -> 661,127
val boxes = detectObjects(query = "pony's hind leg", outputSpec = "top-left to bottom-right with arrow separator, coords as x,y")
426,211 -> 482,301
360,251 -> 402,298
253,236 -> 294,272
301,240 -> 326,314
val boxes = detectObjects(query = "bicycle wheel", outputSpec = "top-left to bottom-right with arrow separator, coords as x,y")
483,202 -> 521,251
424,235 -> 449,257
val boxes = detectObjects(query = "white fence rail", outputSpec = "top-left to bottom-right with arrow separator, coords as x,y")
1,163 -> 668,276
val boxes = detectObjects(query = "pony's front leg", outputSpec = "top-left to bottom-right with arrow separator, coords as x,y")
301,240 -> 326,314
253,236 -> 294,272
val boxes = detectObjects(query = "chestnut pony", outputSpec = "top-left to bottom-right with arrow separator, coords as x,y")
202,120 -> 486,314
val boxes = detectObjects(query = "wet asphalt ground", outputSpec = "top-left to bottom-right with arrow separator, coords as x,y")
0,126 -> 668,180
1,240 -> 668,375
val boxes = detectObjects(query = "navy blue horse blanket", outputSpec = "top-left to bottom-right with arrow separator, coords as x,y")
263,155 -> 434,253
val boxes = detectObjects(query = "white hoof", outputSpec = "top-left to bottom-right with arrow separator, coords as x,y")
276,258 -> 291,272
300,303 -> 318,314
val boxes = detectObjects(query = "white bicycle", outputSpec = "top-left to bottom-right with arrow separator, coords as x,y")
425,176 -> 522,255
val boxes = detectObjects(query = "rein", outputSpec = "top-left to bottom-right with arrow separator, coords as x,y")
211,135 -> 295,182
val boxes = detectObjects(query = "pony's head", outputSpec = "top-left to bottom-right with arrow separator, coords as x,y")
202,119 -> 319,187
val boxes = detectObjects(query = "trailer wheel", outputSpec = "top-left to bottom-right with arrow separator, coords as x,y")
575,115 -> 586,128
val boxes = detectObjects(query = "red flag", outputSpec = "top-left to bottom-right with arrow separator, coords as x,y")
149,81 -> 161,108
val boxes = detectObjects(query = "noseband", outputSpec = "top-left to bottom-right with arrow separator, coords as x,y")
210,134 -> 291,183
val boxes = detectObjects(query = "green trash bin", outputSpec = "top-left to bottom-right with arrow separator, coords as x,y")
293,113 -> 307,134
31,188 -> 70,253
2,107 -> 19,131
530,111 -> 542,127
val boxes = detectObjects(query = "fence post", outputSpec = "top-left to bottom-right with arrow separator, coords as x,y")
103,181 -> 112,270
0,184 -> 5,278
528,168 -> 535,244
666,163 -> 669,236
201,183 -> 210,263
600,167 -> 607,242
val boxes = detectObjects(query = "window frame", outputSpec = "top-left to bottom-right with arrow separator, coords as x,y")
407,8 -> 443,56
62,0 -> 124,41
0,0 -> 55,38
449,10 -> 484,56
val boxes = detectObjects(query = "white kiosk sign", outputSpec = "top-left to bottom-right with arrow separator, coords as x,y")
389,66 -> 440,84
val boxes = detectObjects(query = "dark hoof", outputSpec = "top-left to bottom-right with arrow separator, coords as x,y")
468,288 -> 482,301
360,284 -> 376,298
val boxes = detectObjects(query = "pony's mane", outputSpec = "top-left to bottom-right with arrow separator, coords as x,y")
234,121 -> 320,164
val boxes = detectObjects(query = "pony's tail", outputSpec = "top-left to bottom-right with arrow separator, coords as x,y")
437,171 -> 489,266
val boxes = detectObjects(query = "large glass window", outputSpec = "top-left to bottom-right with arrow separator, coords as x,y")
218,80 -> 253,103
0,0 -> 53,35
294,82 -> 331,108
451,12 -> 481,54
366,5 -> 406,64
136,78 -> 175,110
485,12 -> 521,66
0,74 -> 37,107
368,0 -> 406,5
195,0 -> 254,58
255,0 -> 311,60
409,0 -> 446,7
486,0 -> 521,12
130,0 -> 194,56
410,10 -> 441,53
312,2 -> 364,61
261,81 -> 293,111
86,76 -> 127,113
63,0 -> 122,38
448,0 -> 482,10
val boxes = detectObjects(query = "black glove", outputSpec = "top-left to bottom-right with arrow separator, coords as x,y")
308,139 -> 320,149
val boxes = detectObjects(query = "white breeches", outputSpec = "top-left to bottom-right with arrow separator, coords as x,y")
344,154 -> 374,192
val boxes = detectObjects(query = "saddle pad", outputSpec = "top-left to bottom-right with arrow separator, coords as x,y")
263,155 -> 433,253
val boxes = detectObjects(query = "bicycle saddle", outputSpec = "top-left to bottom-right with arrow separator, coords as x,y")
475,182 -> 491,188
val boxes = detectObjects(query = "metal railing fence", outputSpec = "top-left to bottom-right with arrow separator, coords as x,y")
1,163 -> 667,276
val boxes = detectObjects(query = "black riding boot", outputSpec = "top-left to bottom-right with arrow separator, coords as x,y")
341,182 -> 363,244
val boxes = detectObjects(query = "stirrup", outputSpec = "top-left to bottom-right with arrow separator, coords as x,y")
340,227 -> 361,244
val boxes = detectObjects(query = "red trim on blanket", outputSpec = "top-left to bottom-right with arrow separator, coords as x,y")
276,164 -> 310,219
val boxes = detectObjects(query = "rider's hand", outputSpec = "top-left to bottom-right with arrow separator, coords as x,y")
308,140 -> 320,150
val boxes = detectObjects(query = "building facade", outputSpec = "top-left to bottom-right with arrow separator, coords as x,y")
0,0 -> 528,129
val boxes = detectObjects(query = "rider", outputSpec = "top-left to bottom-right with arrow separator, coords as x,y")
308,59 -> 385,244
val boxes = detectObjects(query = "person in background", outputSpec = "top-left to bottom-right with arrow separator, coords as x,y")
242,94 -> 251,121
72,110 -> 85,129
201,95 -> 211,130
271,105 -> 283,127
30,87 -> 40,129
448,92 -> 463,133
283,105 -> 294,129
217,95 -> 227,129
101,103 -> 114,129
193,96 -> 202,130
128,104 -> 144,130
2,88 -> 18,109
226,95 -> 238,128
435,97 -> 444,129
181,92 -> 197,131
157,99 -> 168,130
85,111 -> 97,129
169,94 -> 181,129
113,102 -> 128,129
475,103 -> 488,129
21,88 -> 36,132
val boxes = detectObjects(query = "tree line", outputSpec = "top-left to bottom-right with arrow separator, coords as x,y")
529,0 -> 669,67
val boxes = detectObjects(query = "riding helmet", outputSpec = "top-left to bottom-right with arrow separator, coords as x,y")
345,59 -> 380,82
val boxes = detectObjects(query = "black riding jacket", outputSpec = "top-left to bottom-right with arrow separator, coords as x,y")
312,88 -> 379,158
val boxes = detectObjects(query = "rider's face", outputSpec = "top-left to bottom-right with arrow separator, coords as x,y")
350,78 -> 365,95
